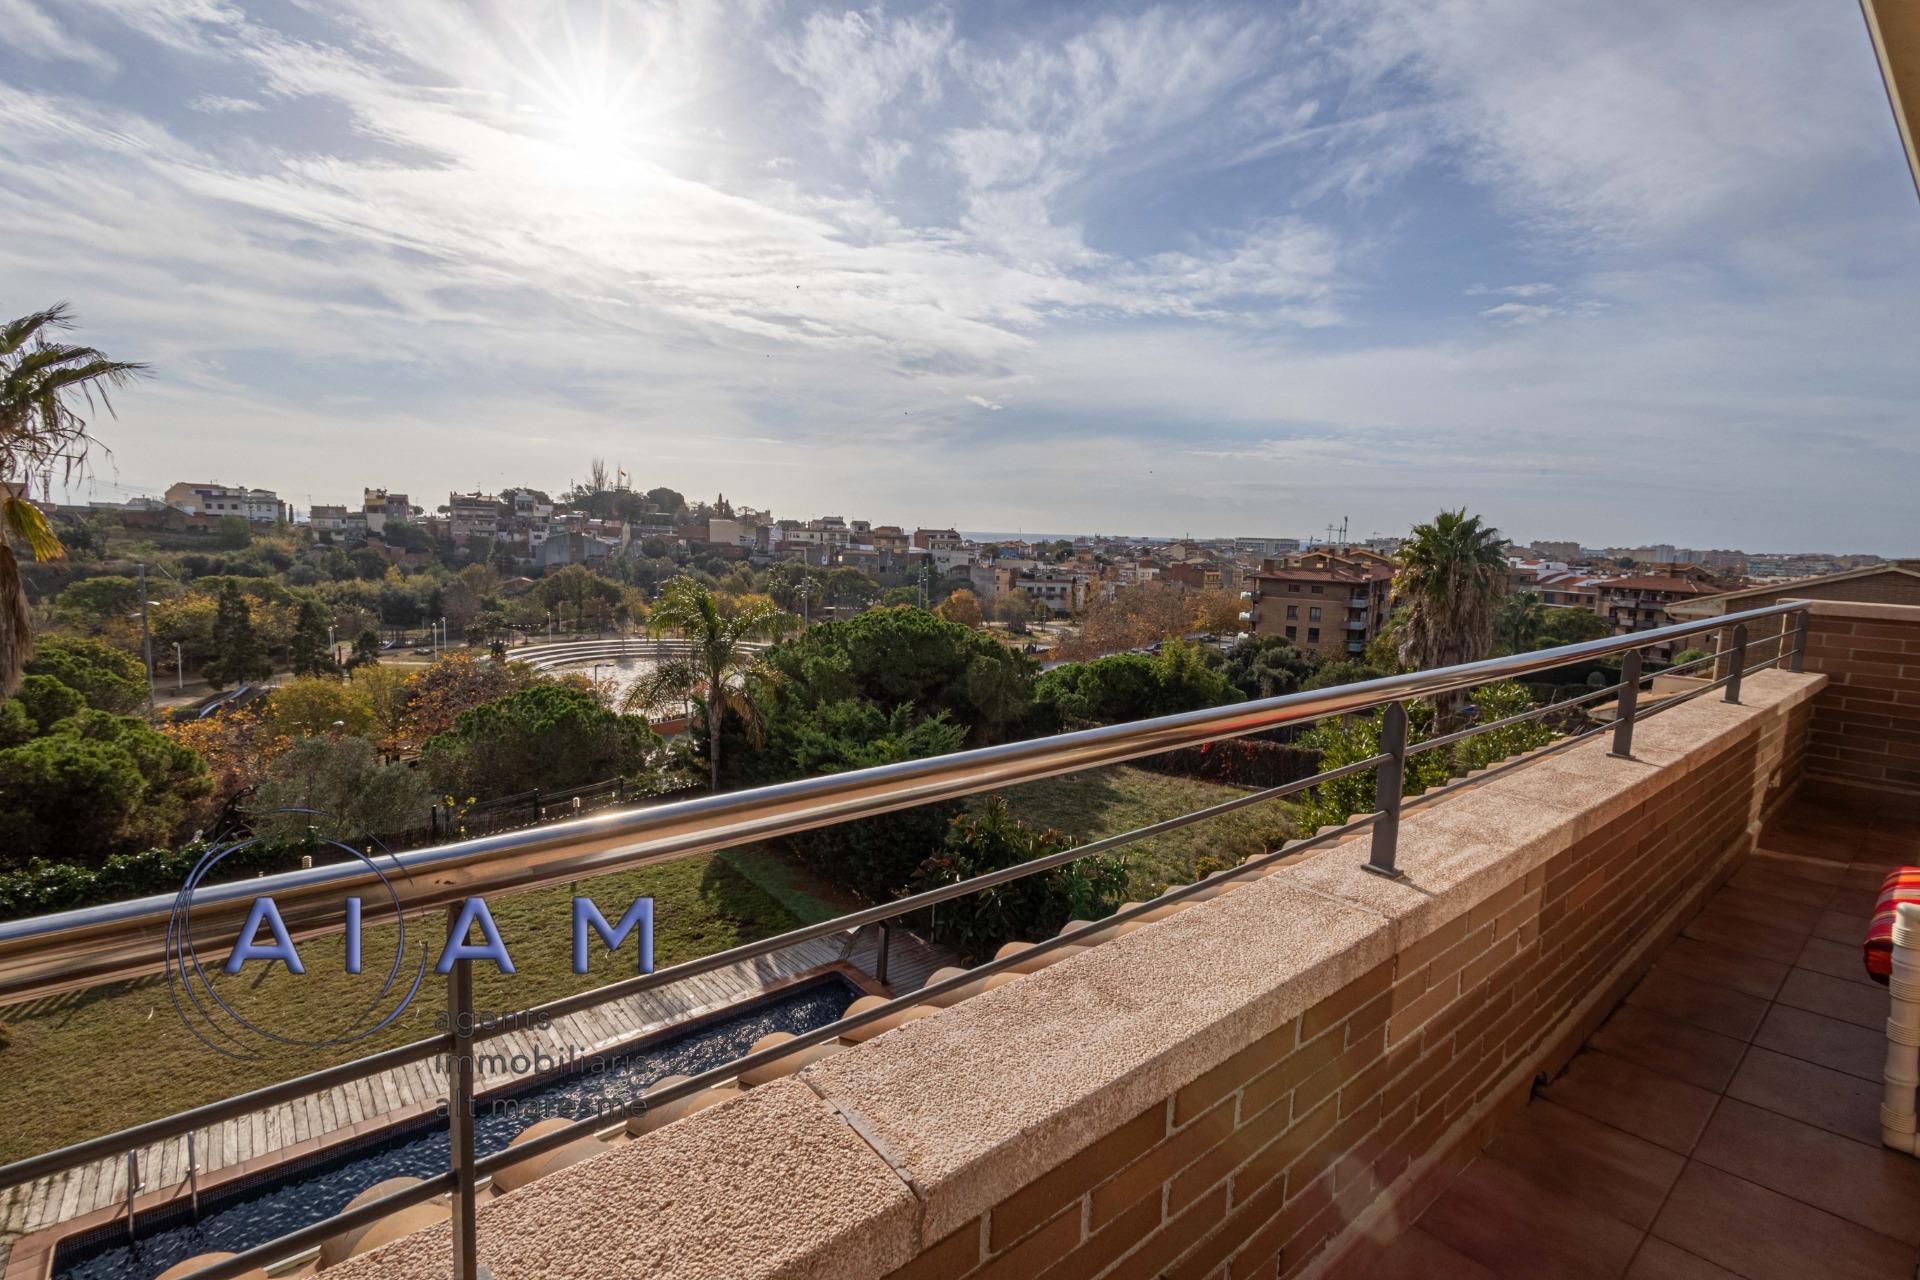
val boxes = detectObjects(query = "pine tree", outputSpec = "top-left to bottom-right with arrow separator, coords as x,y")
289,598 -> 335,676
204,581 -> 271,689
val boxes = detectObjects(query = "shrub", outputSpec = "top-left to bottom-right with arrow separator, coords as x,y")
907,799 -> 1128,960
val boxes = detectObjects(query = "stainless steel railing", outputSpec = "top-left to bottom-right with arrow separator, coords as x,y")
0,599 -> 1812,1280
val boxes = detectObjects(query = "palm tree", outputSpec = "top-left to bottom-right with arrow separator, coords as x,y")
620,576 -> 790,790
1496,590 -> 1548,654
1394,509 -> 1509,676
0,305 -> 146,695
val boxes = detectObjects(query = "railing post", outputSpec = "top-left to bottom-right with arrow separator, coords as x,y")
124,1149 -> 139,1243
875,922 -> 892,987
1790,608 -> 1810,673
1610,650 -> 1642,758
447,904 -> 481,1280
187,1130 -> 199,1222
1723,623 -> 1748,704
1364,701 -> 1408,879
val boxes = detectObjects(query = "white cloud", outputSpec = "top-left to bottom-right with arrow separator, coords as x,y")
185,93 -> 264,114
1478,302 -> 1557,324
965,394 -> 1002,411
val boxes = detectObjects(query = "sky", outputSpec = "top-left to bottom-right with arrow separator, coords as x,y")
2,0 -> 1917,552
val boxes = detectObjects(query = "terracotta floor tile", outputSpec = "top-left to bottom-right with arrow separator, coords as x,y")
1589,1006 -> 1748,1094
1623,970 -> 1770,1042
1811,908 -> 1868,945
1652,1163 -> 1913,1280
1775,968 -> 1889,1032
1744,850 -> 1847,885
1792,936 -> 1878,986
1753,827 -> 1859,864
1725,1046 -> 1887,1147
1623,1238 -> 1743,1280
1544,1051 -> 1719,1155
1702,886 -> 1826,934
1482,1099 -> 1685,1230
1751,1005 -> 1886,1082
1419,1152 -> 1644,1280
1724,866 -> 1834,909
1326,1227 -> 1499,1280
1692,1099 -> 1920,1246
1680,912 -> 1806,966
1653,938 -> 1790,1001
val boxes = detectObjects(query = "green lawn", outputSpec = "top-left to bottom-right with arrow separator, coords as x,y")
985,764 -> 1297,897
0,853 -> 803,1164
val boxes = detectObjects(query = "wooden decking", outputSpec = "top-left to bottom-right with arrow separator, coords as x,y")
0,923 -> 953,1274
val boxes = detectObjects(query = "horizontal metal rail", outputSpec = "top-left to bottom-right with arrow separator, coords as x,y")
0,599 -> 1809,1004
0,600 -> 1813,1280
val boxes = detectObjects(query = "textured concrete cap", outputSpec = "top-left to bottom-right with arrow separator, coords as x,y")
324,1079 -> 918,1280
803,876 -> 1388,1242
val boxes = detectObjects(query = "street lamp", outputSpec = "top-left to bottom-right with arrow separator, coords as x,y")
172,642 -> 184,692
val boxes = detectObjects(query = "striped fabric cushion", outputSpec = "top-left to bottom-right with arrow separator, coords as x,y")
1865,867 -> 1920,984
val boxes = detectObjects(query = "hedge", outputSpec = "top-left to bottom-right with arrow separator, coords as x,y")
0,840 -> 328,922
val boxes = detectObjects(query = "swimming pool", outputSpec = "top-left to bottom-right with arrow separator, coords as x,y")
52,974 -> 861,1280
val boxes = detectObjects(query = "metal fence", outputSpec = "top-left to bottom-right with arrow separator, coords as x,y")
0,600 -> 1811,1280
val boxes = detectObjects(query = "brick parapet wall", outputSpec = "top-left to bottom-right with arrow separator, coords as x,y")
334,672 -> 1824,1280
885,681 -> 1811,1280
1797,600 -> 1920,800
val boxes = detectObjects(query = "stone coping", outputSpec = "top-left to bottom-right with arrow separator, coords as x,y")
330,670 -> 1825,1280
1803,599 -> 1920,623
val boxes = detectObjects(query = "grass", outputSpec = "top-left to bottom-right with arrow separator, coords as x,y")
985,764 -> 1296,897
0,853 -> 803,1164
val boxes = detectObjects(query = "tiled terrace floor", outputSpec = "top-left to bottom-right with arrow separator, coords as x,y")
1346,795 -> 1920,1280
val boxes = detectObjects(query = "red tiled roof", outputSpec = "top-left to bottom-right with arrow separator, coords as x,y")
1602,576 -> 1717,594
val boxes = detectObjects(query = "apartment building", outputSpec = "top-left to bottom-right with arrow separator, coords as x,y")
1242,547 -> 1395,659
1596,570 -> 1725,660
447,492 -> 505,542
164,481 -> 289,524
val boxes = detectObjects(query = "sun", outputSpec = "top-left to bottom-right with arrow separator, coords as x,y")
553,96 -> 637,182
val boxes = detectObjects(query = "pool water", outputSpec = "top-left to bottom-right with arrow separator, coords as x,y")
54,977 -> 859,1280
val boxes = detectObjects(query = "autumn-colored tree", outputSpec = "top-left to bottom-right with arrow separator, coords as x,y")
398,652 -> 538,746
264,675 -> 375,739
1057,581 -> 1192,660
1187,588 -> 1242,635
160,706 -> 289,807
937,588 -> 984,628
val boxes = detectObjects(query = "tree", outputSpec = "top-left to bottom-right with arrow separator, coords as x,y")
24,636 -> 145,713
213,516 -> 252,549
1495,591 -> 1548,655
1033,640 -> 1234,728
1220,635 -> 1319,700
621,576 -> 787,790
265,675 -> 374,739
0,304 -> 147,696
1536,607 -> 1613,647
994,590 -> 1034,634
345,628 -> 382,669
399,651 -> 537,743
1188,589 -> 1242,635
289,597 -> 336,676
906,799 -> 1128,960
421,683 -> 659,799
752,606 -> 1037,755
0,708 -> 209,867
937,588 -> 984,628
203,580 -> 271,689
251,735 -> 431,844
1394,510 -> 1508,679
50,576 -> 143,632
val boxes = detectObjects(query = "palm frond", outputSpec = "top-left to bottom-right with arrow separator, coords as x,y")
0,304 -> 71,358
1,496 -> 64,561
